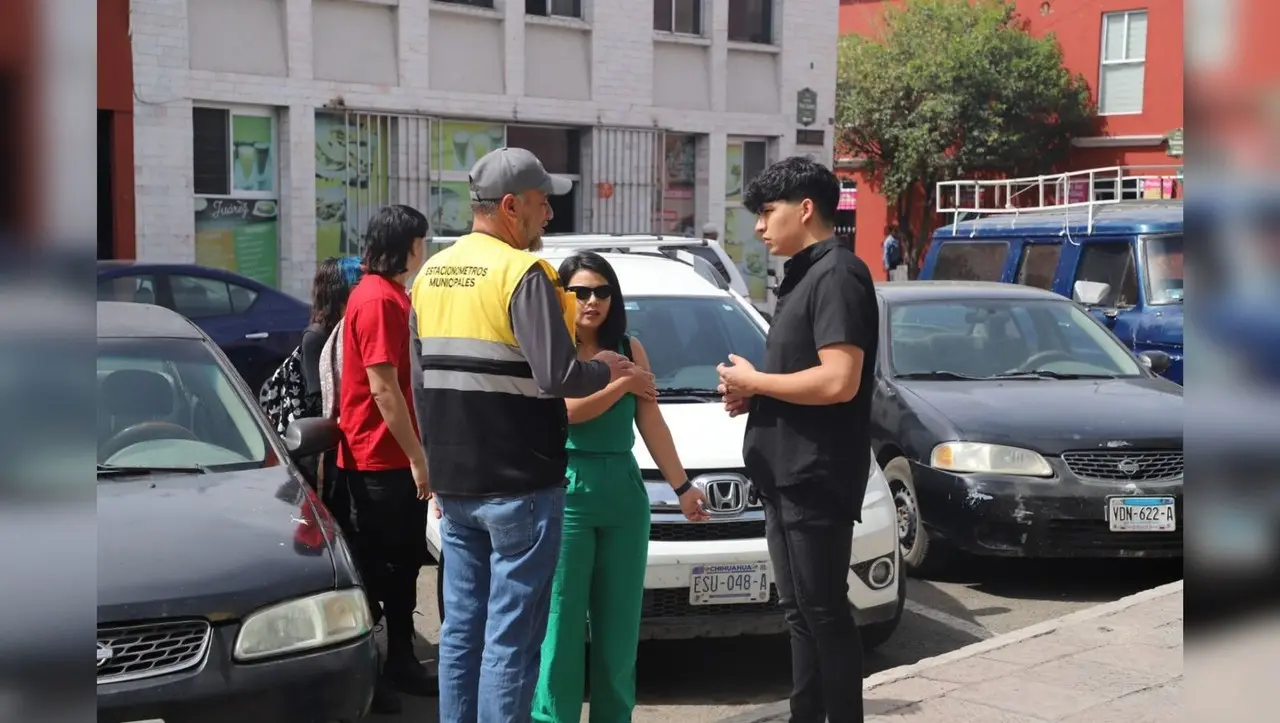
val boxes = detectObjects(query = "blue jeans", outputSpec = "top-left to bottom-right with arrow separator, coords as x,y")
437,486 -> 566,723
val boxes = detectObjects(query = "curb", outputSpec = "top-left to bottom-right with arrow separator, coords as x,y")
715,579 -> 1183,723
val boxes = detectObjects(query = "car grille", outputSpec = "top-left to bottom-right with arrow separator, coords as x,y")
1061,450 -> 1183,482
642,587 -> 781,619
649,519 -> 765,542
97,620 -> 211,684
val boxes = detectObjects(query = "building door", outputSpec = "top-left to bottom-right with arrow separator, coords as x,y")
586,127 -> 663,234
98,110 -> 115,259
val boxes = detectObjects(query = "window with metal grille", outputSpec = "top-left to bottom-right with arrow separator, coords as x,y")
1099,10 -> 1147,115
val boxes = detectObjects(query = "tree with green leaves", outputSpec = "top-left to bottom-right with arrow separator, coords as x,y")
836,0 -> 1096,273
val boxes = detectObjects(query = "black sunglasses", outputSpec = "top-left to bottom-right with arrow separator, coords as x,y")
565,284 -> 614,302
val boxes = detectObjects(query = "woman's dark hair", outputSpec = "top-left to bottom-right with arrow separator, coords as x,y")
362,204 -> 428,277
310,257 -> 362,329
557,251 -> 628,353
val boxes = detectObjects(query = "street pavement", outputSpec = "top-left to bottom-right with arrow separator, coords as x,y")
718,580 -> 1184,723
392,556 -> 1182,722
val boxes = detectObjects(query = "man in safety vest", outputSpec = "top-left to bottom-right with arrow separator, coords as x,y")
410,147 -> 636,723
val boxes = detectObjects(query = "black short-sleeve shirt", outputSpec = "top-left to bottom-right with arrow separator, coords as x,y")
743,237 -> 879,521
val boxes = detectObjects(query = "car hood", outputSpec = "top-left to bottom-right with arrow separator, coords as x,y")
898,377 -> 1183,455
97,466 -> 336,624
632,401 -> 746,470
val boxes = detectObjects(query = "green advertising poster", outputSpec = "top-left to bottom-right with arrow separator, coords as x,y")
431,180 -> 475,236
194,198 -> 280,287
433,120 -> 507,173
726,144 -> 745,203
314,112 -> 391,263
232,115 -> 275,193
724,206 -> 767,301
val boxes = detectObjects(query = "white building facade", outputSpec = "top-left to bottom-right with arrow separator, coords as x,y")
130,0 -> 838,300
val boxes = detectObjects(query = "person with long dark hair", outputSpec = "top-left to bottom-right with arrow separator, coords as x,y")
301,256 -> 363,409
531,251 -> 709,723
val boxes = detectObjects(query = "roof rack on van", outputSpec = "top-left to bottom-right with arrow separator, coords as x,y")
935,165 -> 1182,236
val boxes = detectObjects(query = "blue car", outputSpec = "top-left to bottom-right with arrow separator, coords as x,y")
97,262 -> 311,392
920,200 -> 1184,384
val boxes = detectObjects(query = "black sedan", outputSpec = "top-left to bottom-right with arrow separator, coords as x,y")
870,282 -> 1183,576
97,301 -> 376,722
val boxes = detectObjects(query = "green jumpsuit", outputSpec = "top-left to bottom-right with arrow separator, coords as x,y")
531,386 -> 650,723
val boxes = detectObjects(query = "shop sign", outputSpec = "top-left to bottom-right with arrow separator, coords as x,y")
1166,128 -> 1183,158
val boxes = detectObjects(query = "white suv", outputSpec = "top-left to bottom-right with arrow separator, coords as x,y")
425,249 -> 903,649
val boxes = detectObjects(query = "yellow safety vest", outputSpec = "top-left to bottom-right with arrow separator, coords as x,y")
409,232 -> 576,496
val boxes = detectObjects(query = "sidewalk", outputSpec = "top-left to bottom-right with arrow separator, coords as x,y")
719,580 -> 1183,723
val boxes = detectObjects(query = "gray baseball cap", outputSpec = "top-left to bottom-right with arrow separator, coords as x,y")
469,147 -> 573,201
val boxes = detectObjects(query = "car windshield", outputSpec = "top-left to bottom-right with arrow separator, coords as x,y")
97,338 -> 271,475
1143,234 -> 1184,305
626,295 -> 765,395
888,299 -> 1144,379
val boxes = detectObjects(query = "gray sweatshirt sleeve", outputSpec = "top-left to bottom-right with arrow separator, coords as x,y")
509,263 -> 612,398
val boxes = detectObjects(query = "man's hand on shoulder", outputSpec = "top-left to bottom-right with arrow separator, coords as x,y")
593,350 -> 635,382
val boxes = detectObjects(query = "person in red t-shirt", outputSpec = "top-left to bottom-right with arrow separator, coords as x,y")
332,204 -> 434,711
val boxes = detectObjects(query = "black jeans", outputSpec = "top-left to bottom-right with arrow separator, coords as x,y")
329,468 -> 430,659
762,484 -> 863,723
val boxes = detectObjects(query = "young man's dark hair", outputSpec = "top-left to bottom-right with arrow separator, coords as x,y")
363,204 -> 429,277
742,156 -> 841,227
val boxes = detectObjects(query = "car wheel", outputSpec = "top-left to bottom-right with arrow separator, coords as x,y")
859,565 -> 906,653
884,457 -> 950,578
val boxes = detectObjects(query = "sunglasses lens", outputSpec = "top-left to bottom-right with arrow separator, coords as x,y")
569,285 -> 612,301
594,286 -> 613,300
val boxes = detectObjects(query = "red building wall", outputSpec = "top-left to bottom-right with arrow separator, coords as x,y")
98,0 -> 137,259
836,0 -> 1183,278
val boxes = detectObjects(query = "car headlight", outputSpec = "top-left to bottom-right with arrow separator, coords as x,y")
930,442 -> 1053,477
233,589 -> 372,662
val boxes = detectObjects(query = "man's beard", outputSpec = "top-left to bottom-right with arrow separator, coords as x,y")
521,218 -> 543,252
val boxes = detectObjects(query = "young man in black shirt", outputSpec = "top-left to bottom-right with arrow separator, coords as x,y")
717,156 -> 879,723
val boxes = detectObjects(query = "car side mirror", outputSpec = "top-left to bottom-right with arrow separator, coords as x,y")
1073,280 -> 1111,306
283,417 -> 341,460
1138,350 -> 1172,375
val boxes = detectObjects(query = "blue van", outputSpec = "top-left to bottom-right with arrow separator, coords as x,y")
919,200 -> 1184,384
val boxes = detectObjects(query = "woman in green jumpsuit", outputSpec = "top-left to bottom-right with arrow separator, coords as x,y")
532,252 -> 710,723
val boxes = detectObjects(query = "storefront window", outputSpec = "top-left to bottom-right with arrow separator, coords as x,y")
192,106 -> 280,287
660,134 -> 697,235
724,139 -> 771,301
430,120 -> 507,236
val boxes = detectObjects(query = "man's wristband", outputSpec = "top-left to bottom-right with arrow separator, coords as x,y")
673,481 -> 693,497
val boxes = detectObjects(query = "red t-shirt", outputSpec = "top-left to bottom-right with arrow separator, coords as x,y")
337,274 -> 418,471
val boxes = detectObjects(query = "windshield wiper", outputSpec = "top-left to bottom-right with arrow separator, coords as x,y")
894,371 -> 988,381
96,463 -> 209,478
989,371 -> 1119,380
656,387 -> 724,399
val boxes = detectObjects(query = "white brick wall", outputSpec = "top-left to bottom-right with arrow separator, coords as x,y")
131,0 -> 838,297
